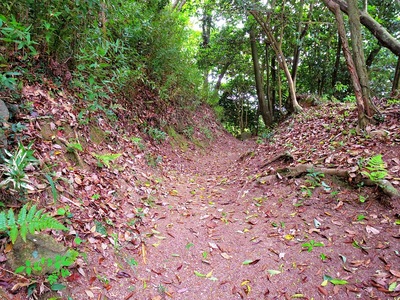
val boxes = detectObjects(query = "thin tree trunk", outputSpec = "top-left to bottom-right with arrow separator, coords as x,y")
331,33 -> 341,88
322,0 -> 368,128
271,56 -> 277,113
249,27 -> 273,126
215,62 -> 231,91
393,56 -> 400,95
249,11 -> 302,113
366,46 -> 381,69
265,41 -> 273,116
291,1 -> 312,86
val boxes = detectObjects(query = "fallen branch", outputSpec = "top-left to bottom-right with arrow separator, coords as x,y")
275,163 -> 400,204
276,164 -> 348,178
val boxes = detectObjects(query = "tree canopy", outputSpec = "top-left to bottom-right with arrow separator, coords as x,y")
0,0 -> 399,133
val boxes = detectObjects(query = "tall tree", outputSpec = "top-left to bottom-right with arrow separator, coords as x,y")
322,0 -> 379,129
332,0 -> 400,56
249,26 -> 273,126
249,10 -> 302,113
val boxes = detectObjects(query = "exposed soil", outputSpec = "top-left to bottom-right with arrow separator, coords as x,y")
1,86 -> 400,300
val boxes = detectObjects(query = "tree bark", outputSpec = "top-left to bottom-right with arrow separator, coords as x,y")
331,33 -> 341,88
249,27 -> 273,126
393,56 -> 400,95
322,0 -> 368,128
348,0 -> 374,117
333,0 -> 400,57
249,11 -> 302,113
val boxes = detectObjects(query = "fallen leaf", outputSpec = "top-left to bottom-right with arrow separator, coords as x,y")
221,252 -> 232,260
194,270 -> 206,277
366,225 -> 380,235
267,269 -> 281,275
318,286 -> 328,296
85,290 -> 95,298
390,269 -> 400,278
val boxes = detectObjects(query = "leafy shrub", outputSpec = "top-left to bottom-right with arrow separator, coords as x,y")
361,154 -> 388,183
0,14 -> 38,59
147,127 -> 167,143
91,153 -> 122,168
0,143 -> 38,194
0,204 -> 68,244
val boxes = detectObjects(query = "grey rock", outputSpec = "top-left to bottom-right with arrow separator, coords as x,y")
0,100 -> 9,122
6,233 -> 68,275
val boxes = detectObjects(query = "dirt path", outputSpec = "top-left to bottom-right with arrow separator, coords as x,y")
69,131 -> 399,300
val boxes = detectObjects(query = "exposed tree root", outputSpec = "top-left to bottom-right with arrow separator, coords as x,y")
275,163 -> 400,204
260,152 -> 294,169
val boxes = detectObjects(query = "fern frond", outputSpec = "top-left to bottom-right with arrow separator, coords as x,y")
0,211 -> 6,232
17,205 -> 27,225
0,204 -> 68,243
368,154 -> 383,166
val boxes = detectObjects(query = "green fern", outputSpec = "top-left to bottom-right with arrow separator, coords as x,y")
0,204 -> 68,244
361,154 -> 388,183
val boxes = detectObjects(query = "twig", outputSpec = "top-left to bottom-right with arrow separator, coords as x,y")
0,266 -> 31,281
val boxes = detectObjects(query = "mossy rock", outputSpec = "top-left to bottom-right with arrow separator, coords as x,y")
6,233 -> 68,275
167,126 -> 188,151
89,125 -> 107,145
39,123 -> 55,141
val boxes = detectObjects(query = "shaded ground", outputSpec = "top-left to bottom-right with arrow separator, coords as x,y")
1,86 -> 400,300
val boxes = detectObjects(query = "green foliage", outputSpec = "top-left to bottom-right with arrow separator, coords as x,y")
91,153 -> 122,168
66,142 -> 83,153
0,143 -> 38,194
146,127 -> 167,143
0,14 -> 37,58
15,249 -> 78,287
306,169 -> 324,186
387,98 -> 400,105
301,239 -> 324,252
361,154 -> 388,183
44,173 -> 58,203
131,136 -> 145,151
0,71 -> 20,90
0,204 -> 68,244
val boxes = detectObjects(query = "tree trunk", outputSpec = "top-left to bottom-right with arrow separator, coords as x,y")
333,0 -> 400,56
249,27 -> 273,126
393,56 -> 400,95
271,56 -> 277,113
331,33 -> 341,88
200,7 -> 212,97
249,11 -> 302,113
291,1 -> 312,86
322,0 -> 369,129
265,42 -> 274,118
215,61 -> 231,91
366,46 -> 381,69
348,0 -> 376,119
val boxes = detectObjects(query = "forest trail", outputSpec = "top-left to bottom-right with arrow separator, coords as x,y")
66,119 -> 399,300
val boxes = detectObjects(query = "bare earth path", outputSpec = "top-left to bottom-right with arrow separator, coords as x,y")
77,126 -> 399,300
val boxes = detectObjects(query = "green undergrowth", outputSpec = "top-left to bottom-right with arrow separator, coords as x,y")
167,126 -> 188,151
